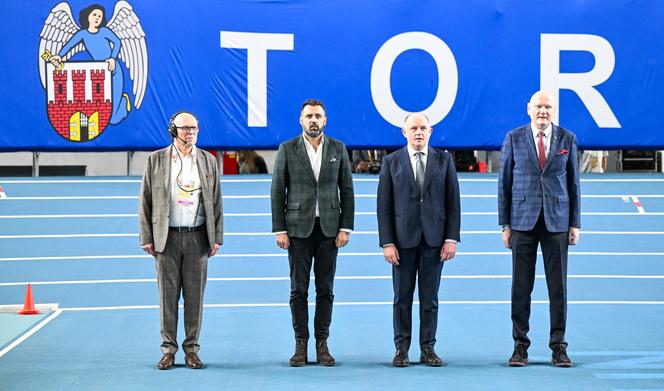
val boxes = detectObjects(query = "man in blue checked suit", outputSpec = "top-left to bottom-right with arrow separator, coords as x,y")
498,91 -> 581,368
377,113 -> 461,368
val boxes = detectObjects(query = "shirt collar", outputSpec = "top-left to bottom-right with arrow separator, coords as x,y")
407,145 -> 428,158
171,144 -> 197,160
530,123 -> 552,138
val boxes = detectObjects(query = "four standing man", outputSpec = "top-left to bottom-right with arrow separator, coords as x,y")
377,113 -> 461,367
499,91 -> 581,367
270,99 -> 355,366
140,91 -> 580,369
139,111 -> 223,370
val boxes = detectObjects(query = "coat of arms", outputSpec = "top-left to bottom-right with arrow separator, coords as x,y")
38,1 -> 148,141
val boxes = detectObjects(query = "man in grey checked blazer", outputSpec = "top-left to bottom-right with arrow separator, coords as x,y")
139,111 -> 223,370
271,99 -> 355,367
499,91 -> 580,368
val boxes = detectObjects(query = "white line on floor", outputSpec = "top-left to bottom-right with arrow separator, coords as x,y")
3,230 -> 664,239
0,310 -> 63,359
1,274 -> 662,287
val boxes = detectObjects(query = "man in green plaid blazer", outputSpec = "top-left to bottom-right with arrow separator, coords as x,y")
271,99 -> 355,367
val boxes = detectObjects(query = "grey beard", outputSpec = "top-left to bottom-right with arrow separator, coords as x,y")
305,128 -> 322,138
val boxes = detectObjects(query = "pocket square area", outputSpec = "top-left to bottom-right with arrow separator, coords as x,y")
330,157 -> 337,162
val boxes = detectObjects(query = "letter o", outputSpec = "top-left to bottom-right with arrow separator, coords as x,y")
371,32 -> 458,127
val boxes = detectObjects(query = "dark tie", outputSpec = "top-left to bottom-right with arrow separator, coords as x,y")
415,152 -> 425,191
537,130 -> 546,170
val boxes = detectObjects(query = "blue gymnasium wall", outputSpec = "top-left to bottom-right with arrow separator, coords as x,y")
1,0 -> 662,151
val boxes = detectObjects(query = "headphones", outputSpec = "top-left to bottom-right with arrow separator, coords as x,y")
168,111 -> 199,140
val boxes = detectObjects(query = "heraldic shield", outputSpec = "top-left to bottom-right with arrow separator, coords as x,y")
44,60 -> 112,142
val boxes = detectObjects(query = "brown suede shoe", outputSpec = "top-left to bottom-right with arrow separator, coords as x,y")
185,352 -> 204,369
289,339 -> 308,367
157,353 -> 175,370
316,339 -> 336,366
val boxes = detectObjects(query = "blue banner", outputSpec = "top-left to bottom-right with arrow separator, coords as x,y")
1,0 -> 662,151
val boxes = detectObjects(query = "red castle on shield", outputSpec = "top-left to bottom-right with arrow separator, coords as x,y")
45,62 -> 112,141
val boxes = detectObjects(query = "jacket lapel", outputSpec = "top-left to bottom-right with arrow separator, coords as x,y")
317,137 -> 335,184
162,147 -> 172,196
398,147 -> 418,192
295,136 -> 317,185
196,150 -> 209,202
421,146 -> 437,193
522,125 -> 542,172
543,125 -> 562,172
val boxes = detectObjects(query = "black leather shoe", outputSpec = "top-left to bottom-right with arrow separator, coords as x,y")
157,353 -> 175,370
393,348 -> 409,367
185,352 -> 204,369
316,339 -> 336,366
289,339 -> 308,367
420,346 -> 443,367
508,345 -> 528,367
552,345 -> 573,367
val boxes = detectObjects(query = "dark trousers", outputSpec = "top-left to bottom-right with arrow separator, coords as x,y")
392,237 -> 444,350
156,229 -> 209,354
288,219 -> 338,341
511,215 -> 569,349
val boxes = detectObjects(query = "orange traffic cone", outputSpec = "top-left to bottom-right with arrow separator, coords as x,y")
19,283 -> 39,315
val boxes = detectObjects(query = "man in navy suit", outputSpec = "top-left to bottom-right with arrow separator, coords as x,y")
377,113 -> 461,367
498,91 -> 581,368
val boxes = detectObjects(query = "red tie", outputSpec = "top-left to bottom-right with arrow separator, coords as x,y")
537,130 -> 546,170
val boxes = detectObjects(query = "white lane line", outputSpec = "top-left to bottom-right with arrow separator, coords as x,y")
0,214 -> 138,219
4,230 -> 664,240
3,178 -> 664,184
0,310 -> 63,359
632,196 -> 647,214
3,211 -> 664,219
1,251 -> 664,263
57,300 -> 664,312
4,194 -> 664,201
1,274 -> 662,287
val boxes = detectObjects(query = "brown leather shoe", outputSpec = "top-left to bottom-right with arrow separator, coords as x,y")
289,339 -> 308,367
157,353 -> 175,370
315,339 -> 336,366
420,346 -> 443,367
393,348 -> 409,367
185,352 -> 204,369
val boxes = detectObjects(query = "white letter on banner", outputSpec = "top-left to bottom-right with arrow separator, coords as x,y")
541,34 -> 620,128
220,31 -> 294,127
371,32 -> 458,127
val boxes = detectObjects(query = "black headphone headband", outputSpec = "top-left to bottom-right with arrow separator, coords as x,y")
168,111 -> 198,139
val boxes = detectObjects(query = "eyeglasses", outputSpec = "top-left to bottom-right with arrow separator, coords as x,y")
176,126 -> 199,134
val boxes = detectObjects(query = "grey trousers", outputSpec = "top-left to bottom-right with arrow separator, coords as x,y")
156,229 -> 209,354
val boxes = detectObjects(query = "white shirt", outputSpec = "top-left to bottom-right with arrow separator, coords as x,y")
530,123 -> 552,159
302,133 -> 325,217
169,144 -> 205,227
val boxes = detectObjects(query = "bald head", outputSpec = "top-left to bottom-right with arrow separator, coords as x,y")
402,112 -> 432,151
527,91 -> 556,130
172,111 -> 199,150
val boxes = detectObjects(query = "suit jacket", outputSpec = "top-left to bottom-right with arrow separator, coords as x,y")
271,134 -> 355,238
139,146 -> 223,252
498,124 -> 581,232
377,146 -> 461,249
